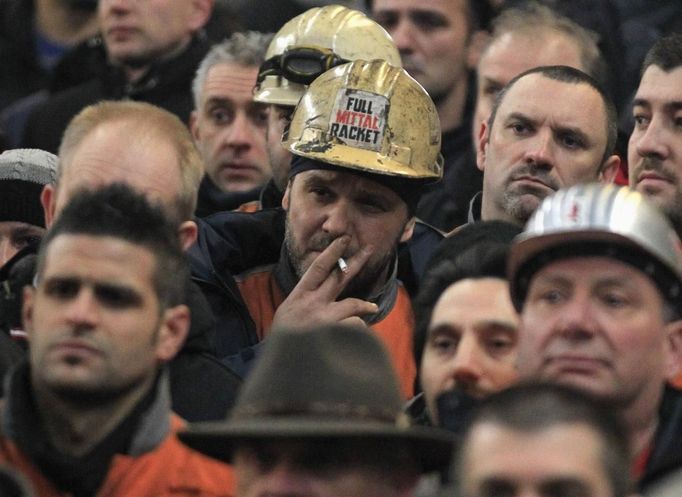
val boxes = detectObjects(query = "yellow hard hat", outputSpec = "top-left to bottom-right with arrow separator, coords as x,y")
282,59 -> 443,181
254,5 -> 401,107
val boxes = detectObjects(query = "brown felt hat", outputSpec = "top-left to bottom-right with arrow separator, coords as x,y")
179,324 -> 456,472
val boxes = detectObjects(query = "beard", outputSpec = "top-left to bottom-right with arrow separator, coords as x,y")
498,163 -> 561,224
633,157 -> 682,237
283,218 -> 398,301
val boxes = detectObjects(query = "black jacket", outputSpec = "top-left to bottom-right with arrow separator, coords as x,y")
0,0 -> 46,110
195,175 -> 261,218
415,83 -> 480,232
21,35 -> 209,153
640,386 -> 682,492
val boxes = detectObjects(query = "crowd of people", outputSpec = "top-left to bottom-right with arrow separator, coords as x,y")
1,0 -> 682,496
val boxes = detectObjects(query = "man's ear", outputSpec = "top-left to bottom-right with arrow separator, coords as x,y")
178,220 -> 198,251
282,180 -> 292,210
188,0 -> 213,33
476,120 -> 490,173
399,216 -> 416,244
189,110 -> 200,142
664,319 -> 682,383
41,184 -> 57,228
155,304 -> 190,363
598,155 -> 621,183
22,286 -> 36,341
466,30 -> 490,69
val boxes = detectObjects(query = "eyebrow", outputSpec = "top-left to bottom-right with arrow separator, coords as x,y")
479,477 -> 592,497
474,320 -> 518,334
204,96 -> 234,108
428,320 -> 517,338
10,226 -> 42,237
633,98 -> 682,112
507,112 -> 592,146
506,112 -> 534,125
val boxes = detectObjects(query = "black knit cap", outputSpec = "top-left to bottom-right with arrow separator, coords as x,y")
0,149 -> 58,228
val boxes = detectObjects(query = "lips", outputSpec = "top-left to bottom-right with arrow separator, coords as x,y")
545,354 -> 608,375
51,339 -> 102,360
637,171 -> 673,186
106,25 -> 137,40
225,163 -> 257,172
512,174 -> 554,191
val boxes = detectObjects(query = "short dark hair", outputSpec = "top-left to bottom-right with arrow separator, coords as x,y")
454,382 -> 633,497
487,65 -> 618,167
37,183 -> 189,308
641,33 -> 682,75
413,221 -> 520,367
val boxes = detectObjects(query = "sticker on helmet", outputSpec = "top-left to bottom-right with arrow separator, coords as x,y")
329,89 -> 388,152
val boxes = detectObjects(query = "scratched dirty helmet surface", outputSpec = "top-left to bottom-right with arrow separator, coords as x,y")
254,5 -> 401,107
507,183 -> 682,310
282,59 -> 443,180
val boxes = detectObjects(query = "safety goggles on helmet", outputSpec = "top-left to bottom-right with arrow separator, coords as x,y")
257,47 -> 348,86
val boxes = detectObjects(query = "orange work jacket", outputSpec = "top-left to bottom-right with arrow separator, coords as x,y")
237,266 -> 416,398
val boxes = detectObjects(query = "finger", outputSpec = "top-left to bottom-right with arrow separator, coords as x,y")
338,316 -> 370,330
317,243 -> 374,298
326,298 -> 378,322
294,236 -> 351,292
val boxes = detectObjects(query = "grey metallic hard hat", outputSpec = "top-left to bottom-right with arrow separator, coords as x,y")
508,183 -> 682,311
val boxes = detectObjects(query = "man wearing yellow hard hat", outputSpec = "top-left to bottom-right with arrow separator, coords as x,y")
236,59 -> 443,397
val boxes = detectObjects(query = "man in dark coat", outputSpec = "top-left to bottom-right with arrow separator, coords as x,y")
21,0 -> 213,153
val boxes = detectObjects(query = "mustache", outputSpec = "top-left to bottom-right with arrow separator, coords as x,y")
307,236 -> 354,259
508,163 -> 560,190
637,157 -> 677,182
400,55 -> 423,72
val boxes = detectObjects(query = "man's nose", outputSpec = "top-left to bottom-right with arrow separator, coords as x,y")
321,201 -> 352,237
634,117 -> 670,161
553,294 -> 599,341
389,18 -> 417,55
523,130 -> 555,169
450,334 -> 483,386
224,112 -> 258,151
63,288 -> 100,330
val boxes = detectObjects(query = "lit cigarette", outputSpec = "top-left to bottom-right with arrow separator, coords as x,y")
337,257 -> 349,273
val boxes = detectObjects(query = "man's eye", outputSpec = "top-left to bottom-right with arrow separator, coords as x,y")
374,12 -> 398,30
94,285 -> 140,308
44,279 -> 80,300
510,122 -> 530,134
11,234 -> 41,250
558,132 -> 584,150
632,113 -> 650,129
310,187 -> 333,199
210,108 -> 232,125
484,333 -> 515,356
253,107 -> 269,127
275,106 -> 293,122
483,84 -> 502,97
358,198 -> 388,213
601,292 -> 628,309
538,289 -> 564,304
430,335 -> 458,354
410,11 -> 449,30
